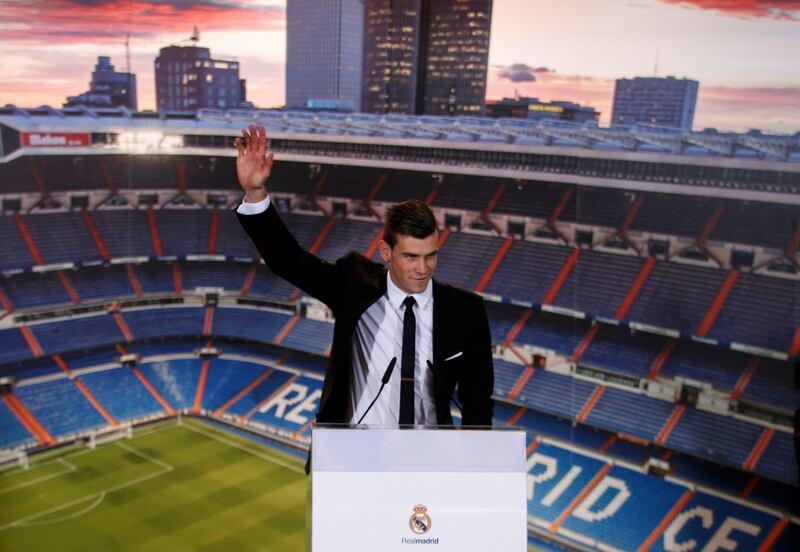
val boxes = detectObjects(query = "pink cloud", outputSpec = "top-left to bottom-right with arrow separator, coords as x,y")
487,65 -> 616,122
486,66 -> 800,132
660,0 -> 800,21
0,0 -> 285,45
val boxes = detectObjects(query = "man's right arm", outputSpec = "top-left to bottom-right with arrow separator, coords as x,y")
234,125 -> 341,309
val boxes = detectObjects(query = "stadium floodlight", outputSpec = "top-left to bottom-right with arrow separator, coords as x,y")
117,131 -> 184,152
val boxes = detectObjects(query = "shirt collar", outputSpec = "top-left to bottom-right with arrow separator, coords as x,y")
386,272 -> 433,311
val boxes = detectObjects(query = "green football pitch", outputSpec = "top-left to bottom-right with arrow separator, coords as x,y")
1,418 -> 543,552
0,418 -> 307,551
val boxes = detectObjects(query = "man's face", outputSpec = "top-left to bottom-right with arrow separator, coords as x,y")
380,232 -> 439,295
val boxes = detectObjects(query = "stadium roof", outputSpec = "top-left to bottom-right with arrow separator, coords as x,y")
2,104 -> 799,163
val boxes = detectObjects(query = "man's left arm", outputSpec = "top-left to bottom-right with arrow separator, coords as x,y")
458,296 -> 495,426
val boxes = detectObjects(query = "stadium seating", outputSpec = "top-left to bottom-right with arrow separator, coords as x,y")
551,249 -> 644,318
203,357 -> 281,412
1,271 -> 73,310
2,150 -> 799,544
712,200 -> 797,250
659,341 -> 747,391
0,399 -> 35,448
315,218 -> 382,263
742,357 -> 798,411
492,181 -> 565,219
625,260 -> 727,331
78,366 -> 164,421
432,174 -> 498,212
122,308 -> 204,340
709,271 -> 799,352
225,370 -> 295,417
516,310 -> 590,356
583,386 -> 673,441
212,307 -> 293,343
515,368 -> 597,420
179,262 -> 250,292
67,265 -> 135,302
23,212 -> 99,265
136,359 -> 201,411
484,240 -> 574,303
90,210 -> 153,258
131,262 -> 176,295
374,170 -> 435,203
30,315 -> 124,354
0,216 -> 35,270
319,166 -> 381,200
281,318 -> 333,356
435,231 -> 505,291
628,193 -> 716,239
14,378 -> 106,437
664,407 -> 764,467
156,208 -> 212,256
580,325 -> 664,378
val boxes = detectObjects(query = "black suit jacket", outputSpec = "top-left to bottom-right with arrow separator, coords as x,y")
236,203 -> 494,427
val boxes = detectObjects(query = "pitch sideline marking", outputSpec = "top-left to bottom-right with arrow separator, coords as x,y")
181,421 -> 305,475
0,459 -> 77,496
0,438 -> 174,532
19,493 -> 107,528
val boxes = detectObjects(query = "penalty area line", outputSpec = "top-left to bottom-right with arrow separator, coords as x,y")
0,442 -> 174,532
0,458 -> 77,496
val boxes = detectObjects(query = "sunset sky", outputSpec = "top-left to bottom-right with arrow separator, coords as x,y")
1,0 -> 798,132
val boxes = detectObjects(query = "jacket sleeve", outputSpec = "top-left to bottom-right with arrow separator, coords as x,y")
236,203 -> 342,310
458,295 -> 495,426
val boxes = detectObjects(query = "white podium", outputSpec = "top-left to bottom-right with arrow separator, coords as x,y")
309,426 -> 527,552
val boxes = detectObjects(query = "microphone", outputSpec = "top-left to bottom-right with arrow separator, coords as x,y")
356,357 -> 397,425
426,360 -> 472,425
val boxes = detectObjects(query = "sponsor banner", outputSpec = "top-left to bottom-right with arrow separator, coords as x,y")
21,132 -> 90,148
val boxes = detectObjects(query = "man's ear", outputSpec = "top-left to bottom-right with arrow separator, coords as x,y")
378,240 -> 391,263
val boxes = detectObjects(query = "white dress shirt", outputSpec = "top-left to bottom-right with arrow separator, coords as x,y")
237,195 -> 437,427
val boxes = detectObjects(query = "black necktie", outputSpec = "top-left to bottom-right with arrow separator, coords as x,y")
399,296 -> 416,425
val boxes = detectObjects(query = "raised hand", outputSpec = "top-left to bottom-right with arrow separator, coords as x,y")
235,124 -> 273,203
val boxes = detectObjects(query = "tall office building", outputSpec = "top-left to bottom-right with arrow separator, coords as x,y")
362,0 -> 424,114
362,0 -> 492,116
286,0 -> 364,111
154,45 -> 245,112
64,56 -> 137,110
611,76 -> 699,130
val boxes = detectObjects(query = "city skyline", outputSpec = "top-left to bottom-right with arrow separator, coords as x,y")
0,0 -> 798,132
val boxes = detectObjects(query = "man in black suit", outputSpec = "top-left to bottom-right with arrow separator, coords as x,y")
234,125 -> 493,429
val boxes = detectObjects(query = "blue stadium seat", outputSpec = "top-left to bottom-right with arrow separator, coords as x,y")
0,398 -> 35,448
15,378 -> 106,437
485,240 -> 573,304
137,359 -> 202,411
281,318 -> 333,355
22,212 -> 99,265
79,367 -> 164,421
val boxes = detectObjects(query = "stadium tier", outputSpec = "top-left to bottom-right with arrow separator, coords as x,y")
1,108 -> 798,550
2,343 -> 797,550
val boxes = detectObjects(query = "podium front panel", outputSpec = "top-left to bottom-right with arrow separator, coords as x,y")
311,427 -> 526,552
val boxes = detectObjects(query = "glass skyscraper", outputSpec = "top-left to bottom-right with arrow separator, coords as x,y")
362,0 -> 492,116
286,0 -> 365,111
611,76 -> 699,130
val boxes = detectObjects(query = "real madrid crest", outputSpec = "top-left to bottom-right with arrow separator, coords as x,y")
408,504 -> 432,534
